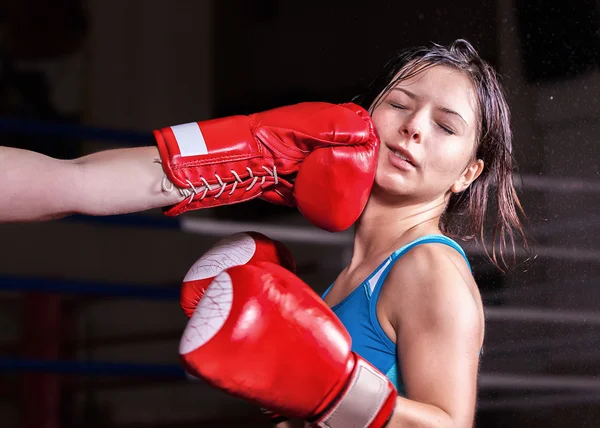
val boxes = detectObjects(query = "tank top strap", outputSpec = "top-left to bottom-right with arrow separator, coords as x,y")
368,234 -> 470,300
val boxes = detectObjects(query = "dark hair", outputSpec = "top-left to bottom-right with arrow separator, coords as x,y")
354,39 -> 529,272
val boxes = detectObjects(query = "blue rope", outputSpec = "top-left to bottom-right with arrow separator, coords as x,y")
0,357 -> 187,377
64,213 -> 183,231
0,275 -> 179,300
0,116 -> 153,146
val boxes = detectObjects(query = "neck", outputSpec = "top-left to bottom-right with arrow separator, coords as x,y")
351,191 -> 448,265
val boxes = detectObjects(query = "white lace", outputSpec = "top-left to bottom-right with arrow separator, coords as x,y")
160,165 -> 278,205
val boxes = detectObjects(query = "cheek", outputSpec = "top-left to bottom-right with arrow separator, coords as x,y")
375,143 -> 391,172
371,109 -> 395,140
374,145 -> 399,184
426,143 -> 473,177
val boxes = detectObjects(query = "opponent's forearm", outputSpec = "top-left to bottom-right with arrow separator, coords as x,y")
73,146 -> 185,216
386,396 -> 463,428
0,145 -> 186,223
0,146 -> 81,222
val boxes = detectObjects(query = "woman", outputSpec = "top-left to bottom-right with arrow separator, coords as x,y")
276,39 -> 528,427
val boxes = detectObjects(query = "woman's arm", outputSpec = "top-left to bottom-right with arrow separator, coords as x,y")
380,244 -> 484,428
0,145 -> 187,223
275,420 -> 306,428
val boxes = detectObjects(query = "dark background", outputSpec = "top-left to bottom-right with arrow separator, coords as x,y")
1,0 -> 599,427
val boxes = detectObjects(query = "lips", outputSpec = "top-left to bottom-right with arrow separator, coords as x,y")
387,144 -> 417,167
393,150 -> 414,166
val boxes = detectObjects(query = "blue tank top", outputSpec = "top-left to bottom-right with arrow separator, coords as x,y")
321,234 -> 471,396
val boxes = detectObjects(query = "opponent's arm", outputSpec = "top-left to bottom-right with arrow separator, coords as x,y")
381,245 -> 484,428
1,102 -> 378,231
0,145 -> 186,223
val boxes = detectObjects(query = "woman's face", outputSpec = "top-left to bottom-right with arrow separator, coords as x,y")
371,64 -> 483,205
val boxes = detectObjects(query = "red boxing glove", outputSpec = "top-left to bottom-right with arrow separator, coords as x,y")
180,231 -> 295,318
153,102 -> 380,232
179,262 -> 397,428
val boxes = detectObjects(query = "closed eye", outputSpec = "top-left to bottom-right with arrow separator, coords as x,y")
438,123 -> 455,135
390,103 -> 407,110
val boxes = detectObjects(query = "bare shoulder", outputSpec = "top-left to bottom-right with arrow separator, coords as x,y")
380,242 -> 484,344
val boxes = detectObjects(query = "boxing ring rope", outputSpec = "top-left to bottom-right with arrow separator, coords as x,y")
484,307 -> 600,325
2,270 -> 600,394
0,275 -> 179,300
0,115 -> 152,145
0,358 -> 186,378
2,115 -> 599,411
4,270 -> 600,327
484,330 -> 600,357
3,271 -> 600,330
477,393 -> 600,411
3,356 -> 600,392
514,174 -> 600,194
64,212 -> 600,263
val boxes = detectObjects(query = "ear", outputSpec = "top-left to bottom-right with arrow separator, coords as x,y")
451,159 -> 484,193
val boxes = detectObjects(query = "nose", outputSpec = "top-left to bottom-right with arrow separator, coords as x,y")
399,121 -> 421,142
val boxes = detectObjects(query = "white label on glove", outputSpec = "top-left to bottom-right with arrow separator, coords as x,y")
170,122 -> 209,157
183,233 -> 257,281
179,271 -> 234,354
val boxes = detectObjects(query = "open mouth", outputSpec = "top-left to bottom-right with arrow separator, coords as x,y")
392,150 -> 414,166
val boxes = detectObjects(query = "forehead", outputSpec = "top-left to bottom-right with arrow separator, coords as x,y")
386,64 -> 478,121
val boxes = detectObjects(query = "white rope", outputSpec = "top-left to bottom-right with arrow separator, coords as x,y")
485,307 -> 600,325
516,173 -> 600,194
477,393 -> 600,411
480,373 -> 600,392
180,217 -> 600,262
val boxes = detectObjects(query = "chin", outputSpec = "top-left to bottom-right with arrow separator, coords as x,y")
373,171 -> 412,198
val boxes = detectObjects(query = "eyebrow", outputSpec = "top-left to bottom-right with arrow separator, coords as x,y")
392,88 -> 468,126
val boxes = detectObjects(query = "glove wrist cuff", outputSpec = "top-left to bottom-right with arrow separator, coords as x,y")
314,358 -> 396,428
